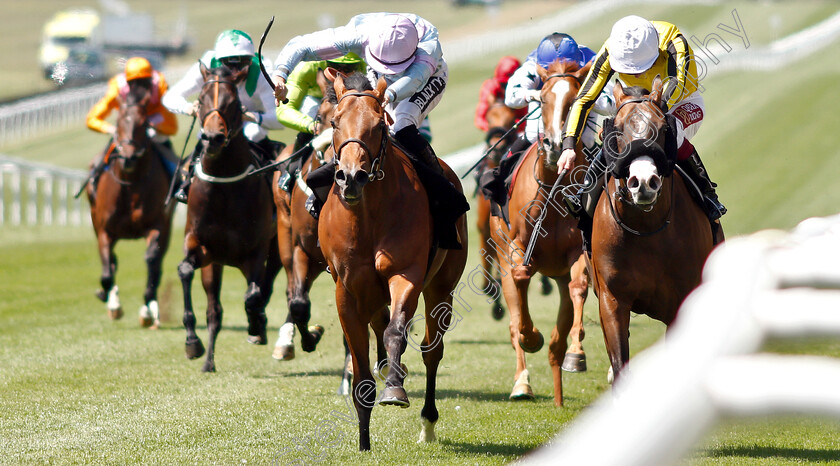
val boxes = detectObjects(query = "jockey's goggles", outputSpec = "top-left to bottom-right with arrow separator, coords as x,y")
220,56 -> 250,70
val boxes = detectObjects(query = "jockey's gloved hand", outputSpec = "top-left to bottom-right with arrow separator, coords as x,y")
310,127 -> 334,152
525,89 -> 542,103
190,100 -> 200,117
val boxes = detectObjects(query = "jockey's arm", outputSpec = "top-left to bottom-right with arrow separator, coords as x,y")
505,61 -> 539,109
251,77 -> 285,131
662,33 -> 693,106
86,77 -> 120,135
147,77 -> 178,136
161,60 -> 205,116
562,43 -> 614,153
275,62 -> 320,133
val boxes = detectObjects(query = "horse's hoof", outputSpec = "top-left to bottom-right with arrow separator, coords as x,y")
518,330 -> 544,353
95,289 -> 107,302
491,303 -> 505,321
185,338 -> 205,360
417,418 -> 437,443
247,335 -> 267,345
139,316 -> 154,327
108,307 -> 123,321
201,361 -> 216,373
510,369 -> 534,400
272,344 -> 295,361
379,386 -> 410,408
561,352 -> 587,372
301,325 -> 325,353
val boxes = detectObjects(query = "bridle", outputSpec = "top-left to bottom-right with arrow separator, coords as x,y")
332,91 -> 388,183
199,78 -> 243,146
605,97 -> 674,236
113,102 -> 150,161
537,72 -> 583,165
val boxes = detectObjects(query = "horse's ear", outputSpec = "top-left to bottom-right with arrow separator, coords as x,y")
613,79 -> 626,103
650,74 -> 663,104
199,60 -> 210,81
316,69 -> 329,95
536,64 -> 548,83
334,73 -> 347,98
576,62 -> 592,81
375,77 -> 388,100
323,66 -> 342,83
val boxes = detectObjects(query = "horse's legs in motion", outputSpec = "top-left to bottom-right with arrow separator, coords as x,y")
477,196 -> 505,320
140,228 -> 170,328
201,263 -> 224,372
379,274 -> 422,408
599,291 -> 631,384
512,262 -> 543,352
336,281 -> 375,451
179,234 -> 206,361
339,309 -> 388,396
259,236 -> 282,320
242,251 -> 269,346
562,255 -> 589,372
289,247 -> 324,353
96,231 -> 122,320
500,259 -> 534,400
414,280 -> 455,443
547,274 -> 574,407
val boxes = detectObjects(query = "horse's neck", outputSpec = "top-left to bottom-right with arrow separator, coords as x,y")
201,136 -> 253,175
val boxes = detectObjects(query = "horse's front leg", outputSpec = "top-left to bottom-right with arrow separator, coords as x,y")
201,263 -> 224,372
140,227 -> 169,329
379,273 -> 422,408
562,255 -> 589,373
96,231 -> 122,320
179,232 -> 205,360
500,257 -> 533,400
598,288 -> 631,385
548,275 -> 574,407
335,281 -> 375,451
242,252 -> 268,346
289,246 -> 324,353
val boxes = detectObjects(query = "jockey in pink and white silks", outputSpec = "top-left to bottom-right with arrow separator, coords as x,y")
271,13 -> 447,174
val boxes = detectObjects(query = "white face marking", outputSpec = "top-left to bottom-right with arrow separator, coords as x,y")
627,155 -> 662,205
549,79 -> 571,147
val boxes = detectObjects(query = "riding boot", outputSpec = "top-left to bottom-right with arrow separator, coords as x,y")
478,135 -> 532,206
174,142 -> 202,204
395,125 -> 443,175
679,149 -> 727,221
395,125 -> 470,249
279,132 -> 315,193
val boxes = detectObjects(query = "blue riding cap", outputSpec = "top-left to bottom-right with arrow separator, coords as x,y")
536,33 -> 585,68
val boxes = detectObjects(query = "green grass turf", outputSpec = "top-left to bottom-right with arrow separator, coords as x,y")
3,1 -> 840,464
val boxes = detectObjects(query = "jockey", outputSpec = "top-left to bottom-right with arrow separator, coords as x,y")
162,29 -> 284,203
480,33 -> 607,207
558,16 -> 726,221
473,55 -> 526,133
270,12 -> 469,248
85,57 -> 178,198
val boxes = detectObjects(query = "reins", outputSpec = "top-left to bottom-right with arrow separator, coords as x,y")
199,78 -> 244,145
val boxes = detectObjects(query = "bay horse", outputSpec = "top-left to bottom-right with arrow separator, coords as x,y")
318,73 -> 467,450
177,63 -> 282,372
271,70 -> 387,396
489,59 -> 591,406
590,76 -> 716,383
87,89 -> 175,327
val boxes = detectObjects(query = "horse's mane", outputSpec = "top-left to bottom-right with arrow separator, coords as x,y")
341,72 -> 373,92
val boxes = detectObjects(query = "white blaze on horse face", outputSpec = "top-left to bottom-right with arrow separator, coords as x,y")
549,79 -> 571,147
627,156 -> 662,205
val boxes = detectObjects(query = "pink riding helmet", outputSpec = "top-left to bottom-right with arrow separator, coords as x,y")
365,14 -> 419,75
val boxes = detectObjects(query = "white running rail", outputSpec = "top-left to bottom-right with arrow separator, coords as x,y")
0,155 -> 88,226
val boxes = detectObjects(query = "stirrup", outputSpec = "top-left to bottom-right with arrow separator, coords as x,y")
174,186 -> 189,204
560,191 -> 583,218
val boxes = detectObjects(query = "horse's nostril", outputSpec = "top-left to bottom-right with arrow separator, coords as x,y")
649,176 -> 661,191
353,171 -> 369,185
627,176 -> 639,190
335,170 -> 347,182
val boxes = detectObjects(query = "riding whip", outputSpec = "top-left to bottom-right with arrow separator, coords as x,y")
521,168 -> 569,266
460,105 -> 540,180
258,16 -> 288,105
247,143 -> 318,177
164,114 -> 197,206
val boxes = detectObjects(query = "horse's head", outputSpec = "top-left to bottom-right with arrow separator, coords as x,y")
536,60 -> 590,167
198,62 -> 248,156
114,91 -> 151,173
609,75 -> 674,207
485,99 -> 517,165
329,71 -> 388,205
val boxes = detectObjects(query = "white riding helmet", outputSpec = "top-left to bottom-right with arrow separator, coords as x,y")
608,16 -> 659,74
214,29 -> 255,59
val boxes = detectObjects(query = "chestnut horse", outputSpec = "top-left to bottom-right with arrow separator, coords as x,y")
271,70 -> 333,363
87,90 -> 175,327
590,76 -> 716,383
476,99 -> 518,320
489,60 -> 591,406
272,71 -> 387,396
319,73 -> 467,450
177,64 -> 281,372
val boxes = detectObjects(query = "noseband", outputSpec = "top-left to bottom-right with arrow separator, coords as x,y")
200,78 -> 243,146
333,91 -> 388,182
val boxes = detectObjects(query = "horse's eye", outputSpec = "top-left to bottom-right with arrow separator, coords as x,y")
330,120 -> 336,128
